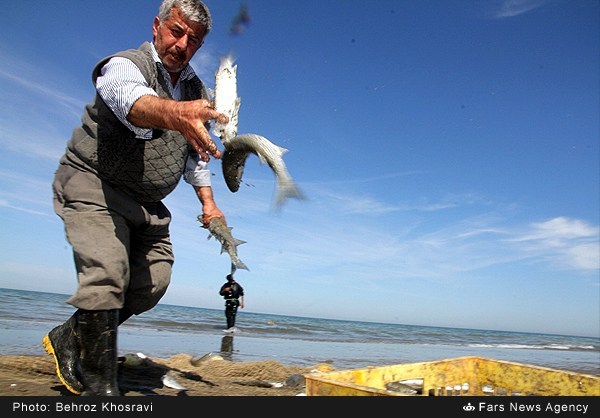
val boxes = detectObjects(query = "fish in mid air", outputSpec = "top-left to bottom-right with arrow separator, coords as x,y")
212,54 -> 303,208
199,215 -> 249,273
222,134 -> 304,208
212,54 -> 240,143
230,3 -> 251,35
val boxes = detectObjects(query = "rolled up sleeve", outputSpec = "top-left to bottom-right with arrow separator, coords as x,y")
96,57 -> 158,139
183,152 -> 212,187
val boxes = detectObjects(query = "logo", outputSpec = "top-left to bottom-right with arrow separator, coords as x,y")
463,403 -> 475,412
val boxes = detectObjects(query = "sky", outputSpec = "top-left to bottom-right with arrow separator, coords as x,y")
0,0 -> 598,338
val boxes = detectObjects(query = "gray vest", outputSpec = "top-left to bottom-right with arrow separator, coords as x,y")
62,42 -> 208,203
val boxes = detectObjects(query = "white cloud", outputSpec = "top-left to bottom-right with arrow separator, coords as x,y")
567,243 -> 600,270
507,217 -> 600,270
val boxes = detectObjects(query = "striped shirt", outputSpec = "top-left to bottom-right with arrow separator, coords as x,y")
95,42 -> 211,187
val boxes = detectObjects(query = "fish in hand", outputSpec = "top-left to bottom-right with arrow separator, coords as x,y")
199,215 -> 249,273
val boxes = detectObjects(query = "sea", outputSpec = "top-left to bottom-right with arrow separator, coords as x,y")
0,287 -> 598,376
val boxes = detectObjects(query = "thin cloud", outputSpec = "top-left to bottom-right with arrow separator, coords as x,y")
0,67 -> 85,116
0,125 -> 65,160
0,54 -> 86,160
305,171 -> 425,186
322,192 -> 401,215
490,0 -> 549,18
0,199 -> 50,217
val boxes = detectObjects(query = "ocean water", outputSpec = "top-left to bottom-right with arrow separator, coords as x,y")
0,288 -> 598,375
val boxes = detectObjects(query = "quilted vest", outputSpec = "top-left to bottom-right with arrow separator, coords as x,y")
62,42 -> 208,203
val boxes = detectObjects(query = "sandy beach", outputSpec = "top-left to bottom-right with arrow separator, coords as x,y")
0,353 -> 324,397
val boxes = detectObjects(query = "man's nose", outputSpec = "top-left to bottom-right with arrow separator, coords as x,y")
175,34 -> 190,50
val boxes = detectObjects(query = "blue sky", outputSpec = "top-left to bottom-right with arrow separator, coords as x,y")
1,0 -> 598,337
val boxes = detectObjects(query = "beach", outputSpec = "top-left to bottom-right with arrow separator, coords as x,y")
0,353 -> 320,397
0,288 -> 598,397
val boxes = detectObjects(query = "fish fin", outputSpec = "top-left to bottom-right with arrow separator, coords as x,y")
256,153 -> 268,165
235,260 -> 250,271
275,180 -> 305,209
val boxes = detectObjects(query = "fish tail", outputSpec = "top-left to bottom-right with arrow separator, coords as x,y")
234,259 -> 250,271
275,180 -> 304,208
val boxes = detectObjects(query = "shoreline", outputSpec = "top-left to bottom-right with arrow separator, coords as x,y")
1,352 -> 598,397
2,325 -> 599,378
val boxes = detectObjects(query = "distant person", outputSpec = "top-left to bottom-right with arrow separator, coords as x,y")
42,0 -> 229,396
219,274 -> 244,331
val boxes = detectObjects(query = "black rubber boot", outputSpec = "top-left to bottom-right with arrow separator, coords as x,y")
78,309 -> 120,396
42,311 -> 85,394
118,307 -> 133,325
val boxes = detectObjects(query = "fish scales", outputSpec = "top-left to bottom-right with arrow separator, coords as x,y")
212,54 -> 240,143
200,215 -> 249,273
223,134 -> 304,208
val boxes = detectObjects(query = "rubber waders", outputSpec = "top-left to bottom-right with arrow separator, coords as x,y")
78,309 -> 120,396
42,312 -> 85,394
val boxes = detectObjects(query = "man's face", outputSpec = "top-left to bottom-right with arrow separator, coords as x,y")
153,6 -> 206,74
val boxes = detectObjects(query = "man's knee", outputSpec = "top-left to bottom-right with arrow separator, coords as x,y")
126,275 -> 170,314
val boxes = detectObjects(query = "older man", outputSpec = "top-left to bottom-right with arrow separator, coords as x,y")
43,0 -> 228,396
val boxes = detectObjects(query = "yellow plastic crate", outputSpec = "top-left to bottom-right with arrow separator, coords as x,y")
304,356 -> 600,396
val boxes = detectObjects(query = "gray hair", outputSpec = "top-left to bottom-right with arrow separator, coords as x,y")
158,0 -> 212,33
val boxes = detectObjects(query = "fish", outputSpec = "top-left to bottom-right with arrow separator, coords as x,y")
161,374 -> 189,391
211,54 -> 304,208
385,381 -> 422,395
119,352 -> 147,367
199,215 -> 249,273
222,134 -> 304,208
229,3 -> 251,35
212,54 -> 240,143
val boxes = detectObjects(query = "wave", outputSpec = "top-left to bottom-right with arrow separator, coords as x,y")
468,343 -> 597,352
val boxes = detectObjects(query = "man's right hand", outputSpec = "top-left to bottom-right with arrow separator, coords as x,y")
174,99 -> 228,162
128,96 -> 229,162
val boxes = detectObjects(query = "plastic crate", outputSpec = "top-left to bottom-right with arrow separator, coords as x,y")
304,356 -> 600,396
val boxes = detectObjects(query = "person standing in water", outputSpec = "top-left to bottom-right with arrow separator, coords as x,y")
219,274 -> 244,331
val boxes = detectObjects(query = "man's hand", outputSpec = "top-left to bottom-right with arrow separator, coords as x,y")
174,99 -> 229,162
128,96 -> 229,162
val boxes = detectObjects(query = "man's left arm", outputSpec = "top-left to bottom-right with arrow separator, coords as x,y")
183,151 -> 225,227
194,185 -> 225,227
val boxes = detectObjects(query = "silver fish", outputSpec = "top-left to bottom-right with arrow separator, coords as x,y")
212,54 -> 303,208
161,374 -> 189,391
222,134 -> 304,208
200,215 -> 249,272
212,54 -> 240,143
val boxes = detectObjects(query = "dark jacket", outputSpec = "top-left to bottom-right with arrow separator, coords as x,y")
219,281 -> 244,299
